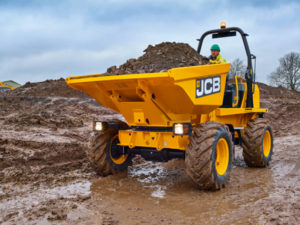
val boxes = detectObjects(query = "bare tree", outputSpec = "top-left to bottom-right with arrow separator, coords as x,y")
228,58 -> 246,79
268,52 -> 300,90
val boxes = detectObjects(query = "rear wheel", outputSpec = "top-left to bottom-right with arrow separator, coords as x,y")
88,128 -> 132,176
185,121 -> 233,190
242,118 -> 273,167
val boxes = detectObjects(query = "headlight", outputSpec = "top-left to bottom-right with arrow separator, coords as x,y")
173,123 -> 192,135
174,124 -> 184,135
95,122 -> 103,131
93,121 -> 107,131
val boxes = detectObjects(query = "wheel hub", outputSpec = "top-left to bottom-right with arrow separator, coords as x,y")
263,130 -> 271,157
109,135 -> 129,165
215,138 -> 229,176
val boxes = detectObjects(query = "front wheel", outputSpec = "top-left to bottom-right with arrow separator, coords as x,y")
88,129 -> 132,176
185,121 -> 233,190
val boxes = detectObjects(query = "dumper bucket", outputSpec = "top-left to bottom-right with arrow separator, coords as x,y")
66,63 -> 230,126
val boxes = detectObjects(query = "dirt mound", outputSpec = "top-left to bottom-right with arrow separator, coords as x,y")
0,96 -> 115,129
258,82 -> 300,99
258,82 -> 300,136
2,78 -> 89,98
104,42 -> 209,75
0,90 -> 119,186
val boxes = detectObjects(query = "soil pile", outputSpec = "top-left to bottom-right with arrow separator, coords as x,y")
258,82 -> 300,136
104,42 -> 209,75
2,78 -> 89,98
0,96 -> 117,180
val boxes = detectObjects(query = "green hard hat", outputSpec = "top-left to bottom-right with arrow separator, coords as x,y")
211,44 -> 220,51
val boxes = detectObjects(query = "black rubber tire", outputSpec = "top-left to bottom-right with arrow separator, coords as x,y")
88,127 -> 132,176
241,118 -> 273,167
185,121 -> 233,190
88,129 -> 117,176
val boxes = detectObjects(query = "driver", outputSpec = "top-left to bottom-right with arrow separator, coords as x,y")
209,44 -> 226,64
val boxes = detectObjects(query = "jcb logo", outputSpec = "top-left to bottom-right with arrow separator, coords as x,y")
196,76 -> 221,98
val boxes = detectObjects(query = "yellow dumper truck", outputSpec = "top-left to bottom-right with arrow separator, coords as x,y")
66,24 -> 273,190
0,80 -> 21,93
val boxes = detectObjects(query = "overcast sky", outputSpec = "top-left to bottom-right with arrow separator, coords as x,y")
0,0 -> 300,84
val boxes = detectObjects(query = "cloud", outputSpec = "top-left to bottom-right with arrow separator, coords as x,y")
0,0 -> 299,84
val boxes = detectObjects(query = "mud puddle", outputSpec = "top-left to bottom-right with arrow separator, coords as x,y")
0,178 -> 96,225
90,135 -> 300,225
0,180 -> 91,214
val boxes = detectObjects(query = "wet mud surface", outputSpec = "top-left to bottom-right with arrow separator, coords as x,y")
89,136 -> 300,225
1,134 -> 299,224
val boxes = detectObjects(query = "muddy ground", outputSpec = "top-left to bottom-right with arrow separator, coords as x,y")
1,41 -> 300,224
0,79 -> 299,225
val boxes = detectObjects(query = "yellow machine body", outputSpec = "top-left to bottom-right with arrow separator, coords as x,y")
0,80 -> 21,92
66,63 -> 267,151
0,83 -> 14,90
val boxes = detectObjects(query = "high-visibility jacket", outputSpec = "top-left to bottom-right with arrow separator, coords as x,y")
209,54 -> 226,64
